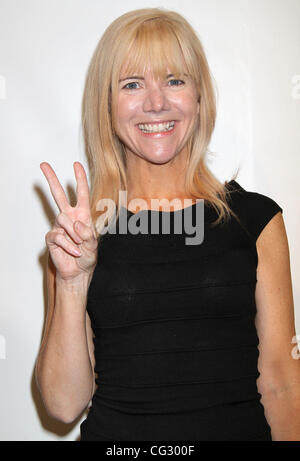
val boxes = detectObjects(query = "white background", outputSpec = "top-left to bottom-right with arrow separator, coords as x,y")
0,0 -> 299,441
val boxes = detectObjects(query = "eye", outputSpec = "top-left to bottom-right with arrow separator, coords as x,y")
121,79 -> 185,90
168,79 -> 185,86
122,82 -> 140,90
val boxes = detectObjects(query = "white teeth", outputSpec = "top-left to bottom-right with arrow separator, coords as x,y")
138,121 -> 175,133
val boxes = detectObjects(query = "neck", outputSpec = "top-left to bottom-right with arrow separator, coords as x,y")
126,147 -> 191,202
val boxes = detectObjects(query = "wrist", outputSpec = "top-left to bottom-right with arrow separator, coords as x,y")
56,272 -> 93,293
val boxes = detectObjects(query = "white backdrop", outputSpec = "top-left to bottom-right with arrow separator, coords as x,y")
0,0 -> 299,441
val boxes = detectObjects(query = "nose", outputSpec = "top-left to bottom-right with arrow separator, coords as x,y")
142,84 -> 171,113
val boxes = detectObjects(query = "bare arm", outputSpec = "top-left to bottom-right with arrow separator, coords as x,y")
255,211 -> 300,441
35,162 -> 98,423
35,253 -> 96,423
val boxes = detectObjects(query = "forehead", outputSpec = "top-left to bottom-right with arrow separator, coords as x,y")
119,60 -> 188,80
118,27 -> 189,79
119,67 -> 186,80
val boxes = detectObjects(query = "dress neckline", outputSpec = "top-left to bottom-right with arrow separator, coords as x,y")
121,200 -> 200,216
121,180 -> 235,216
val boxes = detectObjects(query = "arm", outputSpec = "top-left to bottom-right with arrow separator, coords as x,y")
255,211 -> 300,441
35,252 -> 96,424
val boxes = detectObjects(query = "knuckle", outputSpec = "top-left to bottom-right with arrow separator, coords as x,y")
55,232 -> 65,245
55,213 -> 65,228
45,231 -> 51,244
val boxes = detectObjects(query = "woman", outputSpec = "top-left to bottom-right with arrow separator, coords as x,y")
35,8 -> 299,441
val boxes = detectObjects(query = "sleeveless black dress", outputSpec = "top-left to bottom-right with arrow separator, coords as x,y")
80,180 -> 283,441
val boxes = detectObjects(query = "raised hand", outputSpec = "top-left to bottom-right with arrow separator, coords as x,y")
40,161 -> 98,282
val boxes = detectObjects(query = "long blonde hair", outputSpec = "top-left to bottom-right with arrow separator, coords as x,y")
81,7 -> 239,239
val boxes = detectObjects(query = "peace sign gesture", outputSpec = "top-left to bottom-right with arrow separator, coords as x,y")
40,161 -> 98,283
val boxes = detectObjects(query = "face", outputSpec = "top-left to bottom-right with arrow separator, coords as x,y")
114,66 -> 200,165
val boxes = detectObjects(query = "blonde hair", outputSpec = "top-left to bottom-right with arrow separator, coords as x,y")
81,7 -> 239,239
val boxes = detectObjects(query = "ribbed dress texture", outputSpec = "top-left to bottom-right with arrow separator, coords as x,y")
80,180 -> 283,441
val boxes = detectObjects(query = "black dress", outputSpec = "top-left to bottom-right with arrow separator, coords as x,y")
80,179 -> 282,441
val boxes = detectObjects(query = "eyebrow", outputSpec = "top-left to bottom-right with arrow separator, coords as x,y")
118,73 -> 188,83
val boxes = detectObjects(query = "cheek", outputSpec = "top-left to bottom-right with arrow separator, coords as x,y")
117,95 -> 140,121
186,94 -> 199,114
115,98 -> 127,124
173,92 -> 199,117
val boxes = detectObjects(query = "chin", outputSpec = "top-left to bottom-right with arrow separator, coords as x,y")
143,150 -> 178,164
146,156 -> 176,165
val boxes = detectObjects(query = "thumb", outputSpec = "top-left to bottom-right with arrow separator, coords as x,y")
74,221 -> 98,249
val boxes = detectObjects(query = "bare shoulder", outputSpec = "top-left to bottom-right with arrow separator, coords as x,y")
256,210 -> 286,253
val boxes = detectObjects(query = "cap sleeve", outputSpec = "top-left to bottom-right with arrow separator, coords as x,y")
226,180 -> 283,243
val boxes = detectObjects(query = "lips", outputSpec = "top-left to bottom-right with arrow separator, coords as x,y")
135,119 -> 177,126
136,121 -> 177,137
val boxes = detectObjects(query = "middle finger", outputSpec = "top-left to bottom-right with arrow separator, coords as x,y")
73,162 -> 91,211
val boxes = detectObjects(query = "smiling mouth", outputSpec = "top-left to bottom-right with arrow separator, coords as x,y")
137,120 -> 176,133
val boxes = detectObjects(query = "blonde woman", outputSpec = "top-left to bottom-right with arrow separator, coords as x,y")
35,8 -> 299,441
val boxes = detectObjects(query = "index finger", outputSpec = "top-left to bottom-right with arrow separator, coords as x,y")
40,162 -> 70,212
